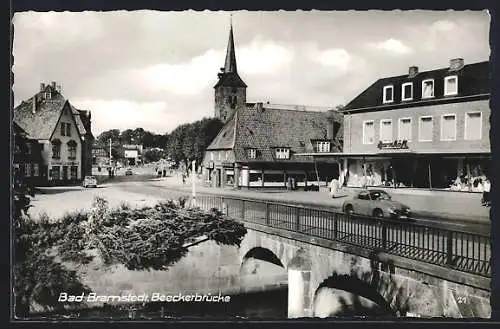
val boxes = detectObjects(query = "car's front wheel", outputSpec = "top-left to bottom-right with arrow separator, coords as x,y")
344,204 -> 354,215
373,208 -> 384,218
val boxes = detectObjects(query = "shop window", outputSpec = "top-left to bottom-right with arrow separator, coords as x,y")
465,112 -> 482,140
363,120 -> 375,144
422,79 -> 434,98
315,141 -> 331,153
70,166 -> 78,180
441,114 -> 457,141
401,82 -> 413,101
24,164 -> 31,177
275,148 -> 290,160
444,76 -> 458,96
51,166 -> 60,180
383,85 -> 394,104
379,119 -> 392,142
419,116 -> 433,142
398,117 -> 412,141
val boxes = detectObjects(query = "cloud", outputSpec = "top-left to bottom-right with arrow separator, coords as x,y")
71,99 -> 170,134
131,49 -> 223,96
308,47 -> 351,70
370,38 -> 413,55
430,20 -> 457,32
238,37 -> 294,75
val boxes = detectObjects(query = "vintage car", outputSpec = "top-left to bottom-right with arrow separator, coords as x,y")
341,189 -> 411,219
82,176 -> 98,188
125,168 -> 133,176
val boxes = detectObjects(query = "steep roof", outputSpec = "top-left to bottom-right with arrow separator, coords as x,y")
207,105 -> 343,163
343,60 -> 490,112
213,22 -> 247,89
13,84 -> 90,139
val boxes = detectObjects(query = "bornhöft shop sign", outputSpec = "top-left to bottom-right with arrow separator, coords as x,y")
377,140 -> 409,150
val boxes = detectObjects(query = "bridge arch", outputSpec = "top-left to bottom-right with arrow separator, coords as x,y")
313,273 -> 396,317
240,247 -> 285,275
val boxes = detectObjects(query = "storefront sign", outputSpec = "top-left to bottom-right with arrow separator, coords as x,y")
377,140 -> 409,150
222,161 -> 233,168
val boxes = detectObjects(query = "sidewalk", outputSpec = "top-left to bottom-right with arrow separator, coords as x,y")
148,176 -> 490,222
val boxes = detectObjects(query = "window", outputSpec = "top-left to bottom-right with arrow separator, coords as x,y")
441,114 -> 457,141
358,191 -> 370,200
275,148 -> 290,159
61,122 -> 66,136
218,152 -> 221,161
402,83 -> 413,101
33,164 -> 39,177
444,76 -> 458,96
51,139 -> 61,159
67,140 -> 77,160
225,151 -> 229,160
422,79 -> 434,98
398,117 -> 412,141
45,92 -> 51,99
363,120 -> 375,144
419,116 -> 433,142
66,123 -> 71,137
51,166 -> 60,180
247,149 -> 257,159
379,119 -> 392,142
25,164 -> 31,177
210,152 -> 214,161
383,85 -> 394,104
231,87 -> 237,93
465,112 -> 482,140
316,141 -> 331,153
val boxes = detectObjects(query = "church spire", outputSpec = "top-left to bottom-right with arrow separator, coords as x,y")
224,15 -> 238,74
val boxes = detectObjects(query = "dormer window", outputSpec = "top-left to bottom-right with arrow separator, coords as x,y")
383,85 -> 394,104
422,79 -> 434,98
247,148 -> 257,159
315,141 -> 331,153
275,148 -> 290,160
401,82 -> 413,101
45,92 -> 51,99
444,75 -> 458,96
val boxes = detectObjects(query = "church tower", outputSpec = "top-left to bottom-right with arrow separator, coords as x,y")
214,18 -> 247,123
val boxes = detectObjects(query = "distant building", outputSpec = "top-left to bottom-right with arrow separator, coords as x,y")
301,59 -> 490,191
13,82 -> 94,185
123,144 -> 143,166
92,146 -> 109,166
203,103 -> 343,188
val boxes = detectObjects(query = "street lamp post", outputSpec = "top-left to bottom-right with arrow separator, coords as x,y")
192,160 -> 196,207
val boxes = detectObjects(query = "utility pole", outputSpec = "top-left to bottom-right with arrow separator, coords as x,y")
192,160 -> 196,207
109,139 -> 112,167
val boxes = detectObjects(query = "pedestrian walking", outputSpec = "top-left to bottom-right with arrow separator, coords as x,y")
482,178 -> 491,206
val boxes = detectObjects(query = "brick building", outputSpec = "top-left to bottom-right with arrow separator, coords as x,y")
13,82 -> 94,185
300,59 -> 490,191
203,103 -> 343,188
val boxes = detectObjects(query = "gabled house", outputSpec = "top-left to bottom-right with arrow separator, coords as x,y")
203,102 -> 343,188
13,82 -> 94,185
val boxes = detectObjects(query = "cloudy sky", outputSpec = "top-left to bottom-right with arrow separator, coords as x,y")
12,10 -> 490,135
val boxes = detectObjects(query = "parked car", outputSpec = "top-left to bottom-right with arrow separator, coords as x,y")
82,176 -> 98,188
125,168 -> 133,176
341,189 -> 411,219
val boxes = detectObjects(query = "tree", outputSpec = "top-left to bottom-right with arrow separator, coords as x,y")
142,148 -> 165,163
96,129 -> 120,147
166,118 -> 223,173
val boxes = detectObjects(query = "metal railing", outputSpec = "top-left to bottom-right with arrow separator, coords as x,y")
169,191 -> 491,278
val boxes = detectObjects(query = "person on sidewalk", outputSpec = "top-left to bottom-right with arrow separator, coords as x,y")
482,178 -> 491,206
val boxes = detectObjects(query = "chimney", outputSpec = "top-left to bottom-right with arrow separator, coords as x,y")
255,102 -> 264,111
51,81 -> 56,89
32,95 -> 37,114
449,58 -> 464,71
56,84 -> 62,93
408,66 -> 419,78
40,83 -> 45,91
